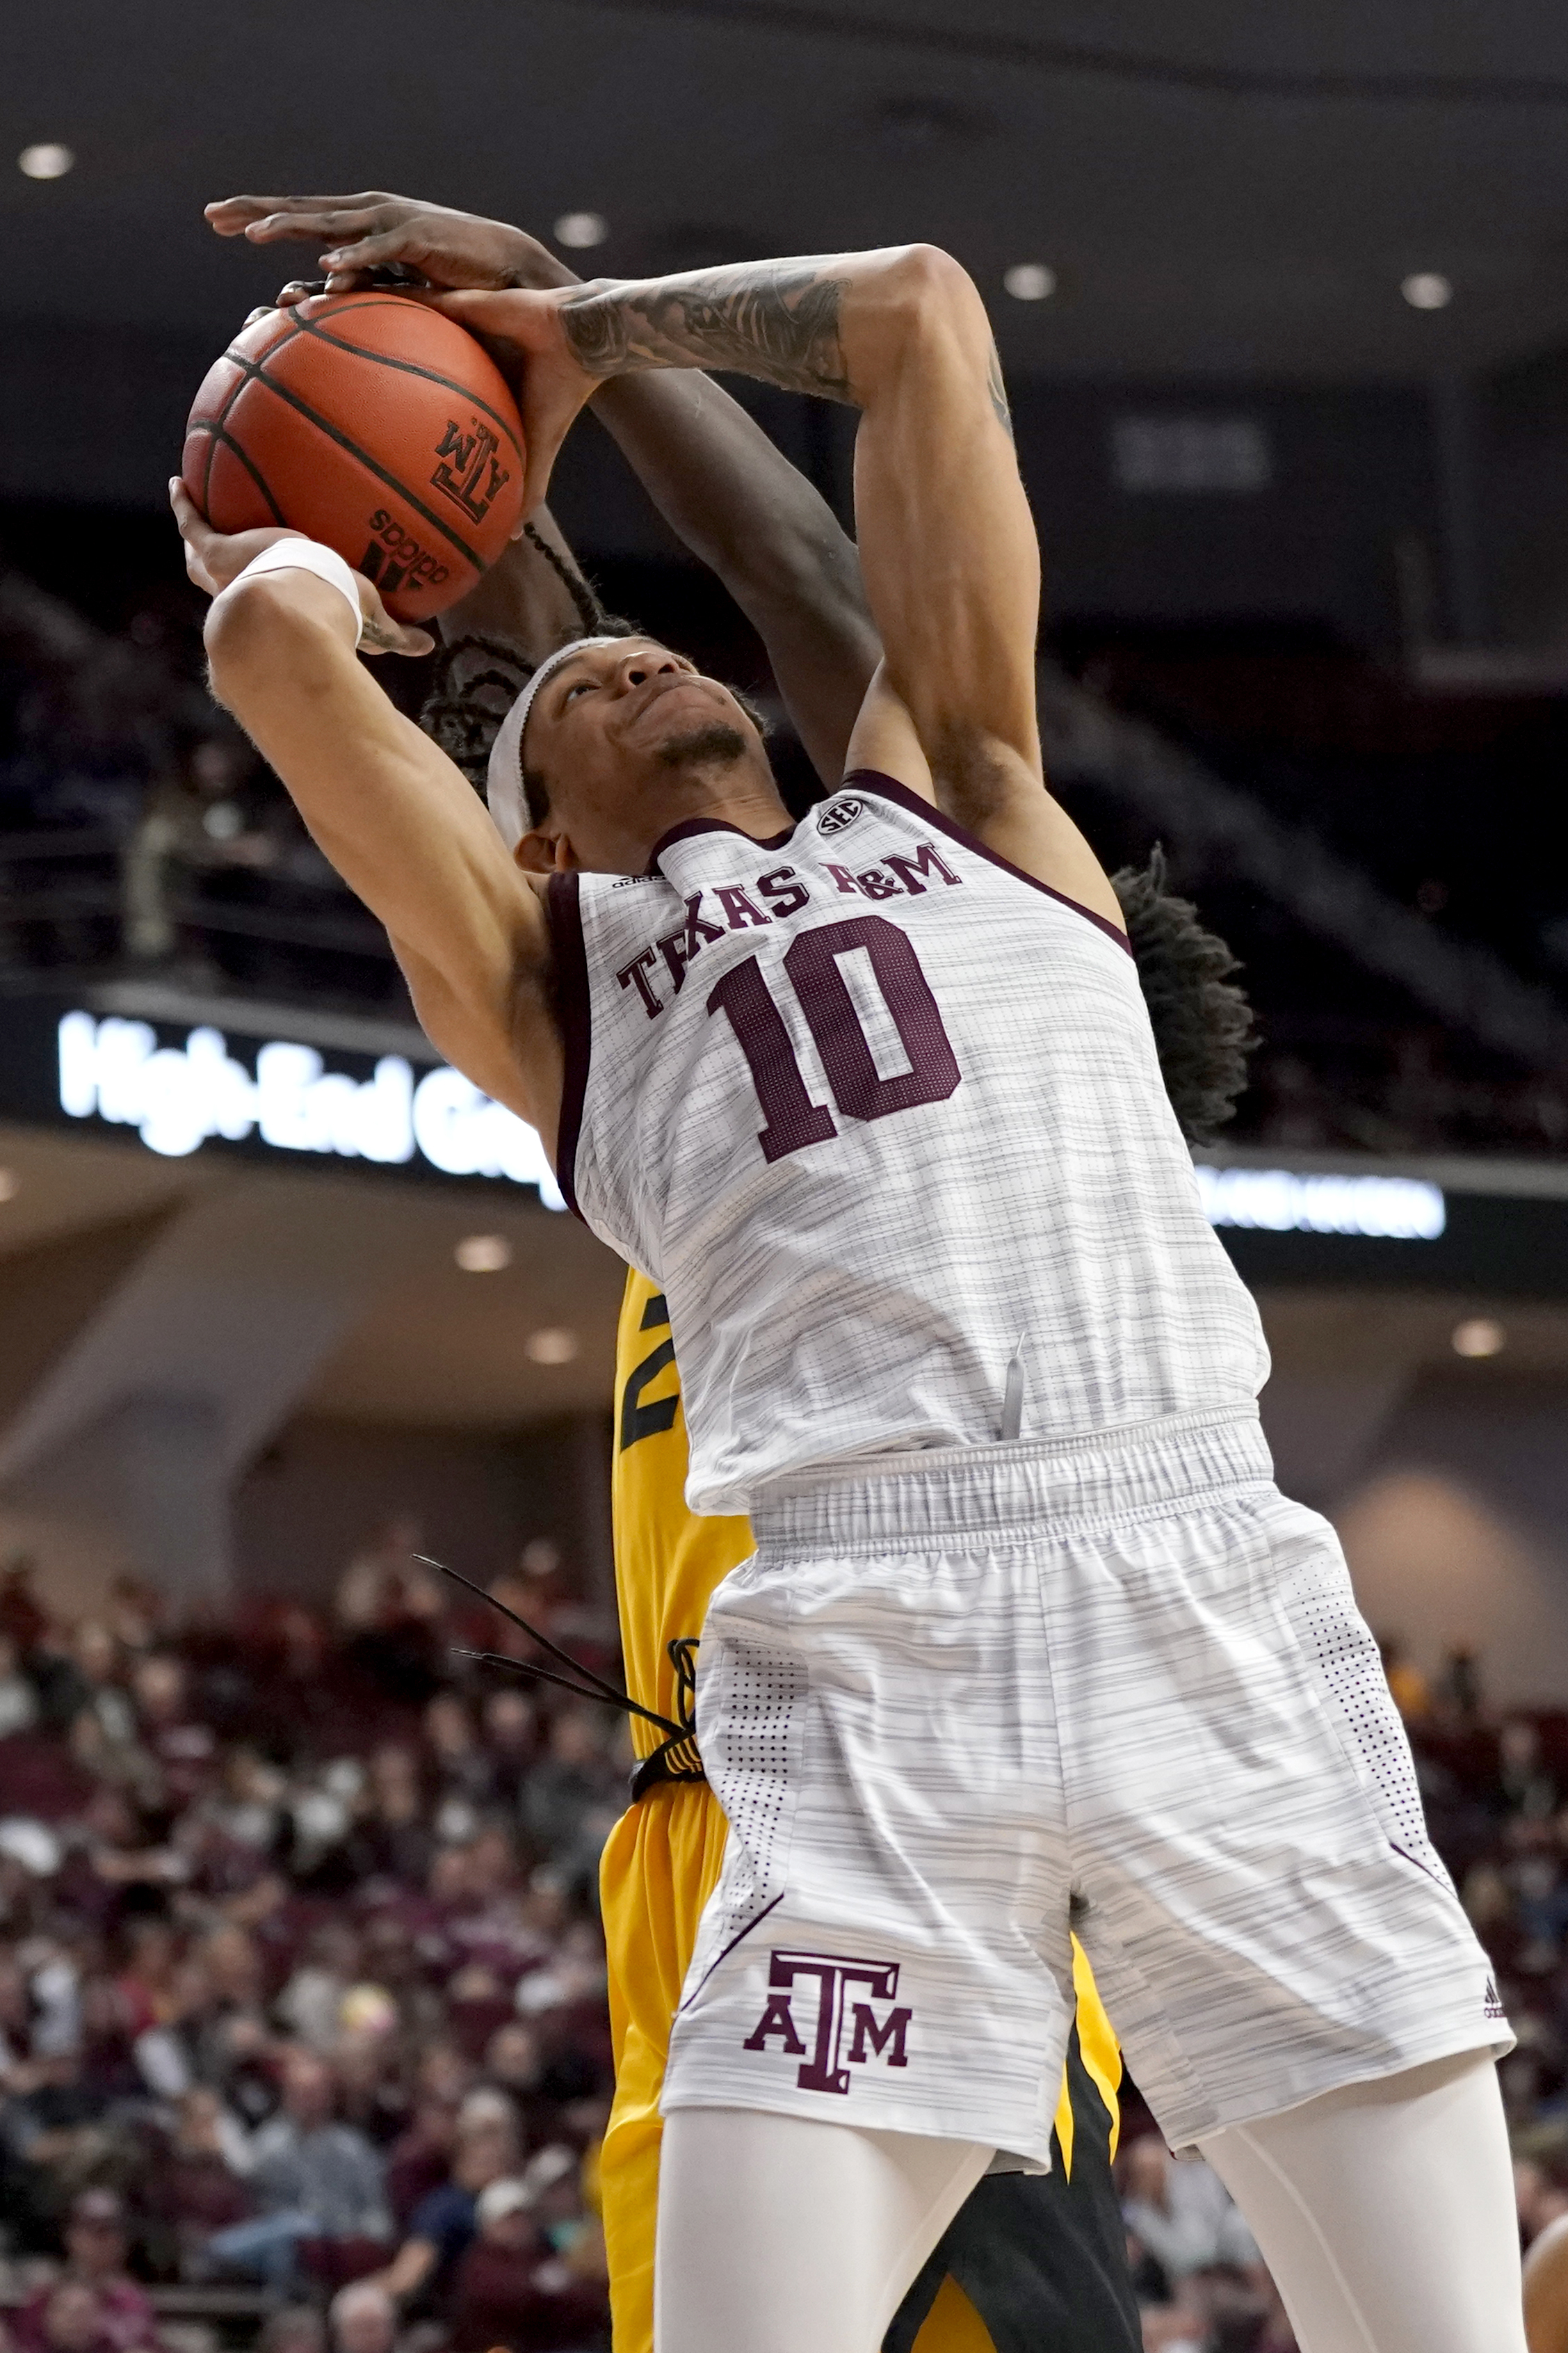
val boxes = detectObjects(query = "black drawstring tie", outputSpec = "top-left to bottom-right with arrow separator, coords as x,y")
423,1555 -> 704,1800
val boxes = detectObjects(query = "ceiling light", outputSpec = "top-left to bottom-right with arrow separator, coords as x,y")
1402,272 -> 1452,312
554,211 -> 608,250
0,1170 -> 17,1203
525,1326 -> 579,1365
455,1234 -> 511,1273
1451,1317 -> 1505,1359
1004,263 -> 1056,303
19,143 -> 74,181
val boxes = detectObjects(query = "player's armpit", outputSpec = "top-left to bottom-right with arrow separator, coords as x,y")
204,572 -> 561,1134
841,250 -> 1124,929
845,664 -> 1123,932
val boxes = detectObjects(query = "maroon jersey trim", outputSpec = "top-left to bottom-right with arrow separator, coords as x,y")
842,769 -> 1133,956
645,812 -> 799,875
545,871 -> 590,1223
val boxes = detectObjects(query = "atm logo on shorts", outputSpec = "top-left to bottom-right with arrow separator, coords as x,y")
431,417 -> 513,523
742,1950 -> 912,2094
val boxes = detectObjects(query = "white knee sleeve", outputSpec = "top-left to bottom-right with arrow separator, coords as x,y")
654,2107 -> 993,2353
1199,2051 -> 1525,2353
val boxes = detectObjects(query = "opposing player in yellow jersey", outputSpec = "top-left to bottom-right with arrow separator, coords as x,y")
601,1267 -> 1140,2353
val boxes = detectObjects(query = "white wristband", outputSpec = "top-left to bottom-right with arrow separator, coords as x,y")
233,538 -> 363,646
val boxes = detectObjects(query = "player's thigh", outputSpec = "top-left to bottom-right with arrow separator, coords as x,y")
1200,2052 -> 1526,2353
656,2107 -> 992,2353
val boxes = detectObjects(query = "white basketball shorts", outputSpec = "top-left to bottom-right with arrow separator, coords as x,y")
661,1409 -> 1509,2165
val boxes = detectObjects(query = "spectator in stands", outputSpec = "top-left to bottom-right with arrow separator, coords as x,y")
1119,2134 -> 1260,2292
35,2285 -> 103,2353
276,1925 -> 362,2055
479,1689 -> 538,1813
357,1751 -> 433,1887
254,2314 -> 325,2353
1438,1640 -> 1483,1721
425,1694 -> 493,1808
371,2088 -> 518,2316
1378,1633 -> 1430,1724
448,2171 -> 604,2353
12,2189 -> 165,2353
208,2049 -> 390,2288
66,1623 -> 138,1751
0,2039 -> 125,2247
1499,1717 -> 1560,1821
336,1520 -> 428,1633
122,734 -> 274,968
521,1711 -> 621,1873
0,1556 -> 49,1655
326,2282 -> 396,2353
385,2091 -> 459,2230
130,1657 -> 215,1808
149,2085 -> 251,2276
0,1632 -> 40,1737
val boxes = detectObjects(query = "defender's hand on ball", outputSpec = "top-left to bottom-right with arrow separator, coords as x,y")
205,191 -> 574,298
168,480 -> 433,658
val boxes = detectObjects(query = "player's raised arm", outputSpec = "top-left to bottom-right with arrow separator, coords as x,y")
170,483 -> 561,1139
207,192 -> 880,787
426,250 -> 1122,925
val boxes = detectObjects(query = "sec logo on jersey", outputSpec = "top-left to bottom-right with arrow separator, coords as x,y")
816,796 -> 864,836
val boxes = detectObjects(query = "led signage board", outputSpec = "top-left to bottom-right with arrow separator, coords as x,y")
54,1011 -> 563,1206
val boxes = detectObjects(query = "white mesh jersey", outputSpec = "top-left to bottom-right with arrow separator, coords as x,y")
547,769 -> 1268,1516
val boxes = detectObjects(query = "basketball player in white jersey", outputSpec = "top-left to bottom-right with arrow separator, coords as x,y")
174,227 -> 1523,2353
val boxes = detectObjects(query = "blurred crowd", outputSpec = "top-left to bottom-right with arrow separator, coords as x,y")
0,1526 -> 623,2353
0,1516 -> 1559,2353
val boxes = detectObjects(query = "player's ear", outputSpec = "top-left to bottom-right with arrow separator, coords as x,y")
513,828 -> 576,874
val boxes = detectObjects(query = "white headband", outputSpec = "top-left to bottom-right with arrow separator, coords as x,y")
485,636 -> 624,850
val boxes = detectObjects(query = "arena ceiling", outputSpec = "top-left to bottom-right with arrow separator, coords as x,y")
8,0 -> 1568,383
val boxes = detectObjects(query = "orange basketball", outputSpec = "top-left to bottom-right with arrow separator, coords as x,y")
181,292 -> 526,623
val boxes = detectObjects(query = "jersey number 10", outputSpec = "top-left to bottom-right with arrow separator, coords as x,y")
706,913 -> 961,1164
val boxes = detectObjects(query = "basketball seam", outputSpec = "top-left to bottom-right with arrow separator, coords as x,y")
289,310 -> 524,463
187,419 -> 287,526
202,353 -> 256,515
222,348 -> 488,574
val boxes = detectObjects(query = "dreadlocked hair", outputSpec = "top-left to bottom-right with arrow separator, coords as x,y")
419,632 -> 529,796
519,522 -> 640,647
1110,846 -> 1256,1143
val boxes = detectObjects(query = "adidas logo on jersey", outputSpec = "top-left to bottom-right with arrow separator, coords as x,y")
742,1950 -> 912,2093
816,796 -> 864,836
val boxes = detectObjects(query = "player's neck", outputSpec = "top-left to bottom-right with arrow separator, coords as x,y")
643,764 -> 793,857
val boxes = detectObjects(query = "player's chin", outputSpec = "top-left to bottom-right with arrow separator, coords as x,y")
651,721 -> 751,774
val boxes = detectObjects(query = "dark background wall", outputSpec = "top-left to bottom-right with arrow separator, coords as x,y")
1,312 -> 1447,654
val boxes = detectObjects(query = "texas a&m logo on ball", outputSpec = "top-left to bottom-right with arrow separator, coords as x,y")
431,416 -> 514,525
743,1950 -> 911,2094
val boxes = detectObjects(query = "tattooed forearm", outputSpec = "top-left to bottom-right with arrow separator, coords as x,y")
986,344 -> 1013,441
359,612 -> 409,652
561,262 -> 852,401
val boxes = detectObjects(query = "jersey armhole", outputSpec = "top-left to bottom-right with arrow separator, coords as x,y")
545,871 -> 591,1222
841,766 -> 1133,957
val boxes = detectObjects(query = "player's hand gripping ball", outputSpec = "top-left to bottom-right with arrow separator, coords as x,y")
181,291 -> 526,624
